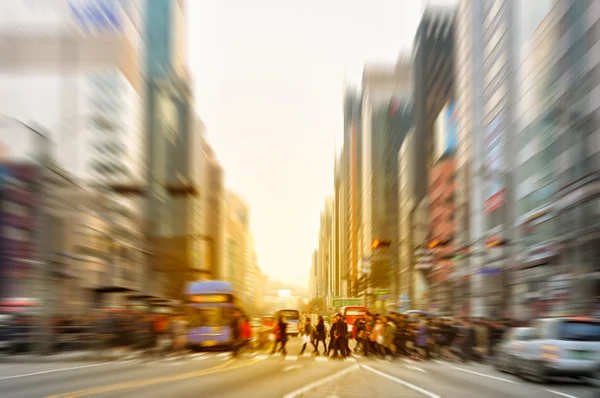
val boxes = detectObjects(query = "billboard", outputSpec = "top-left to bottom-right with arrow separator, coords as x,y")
434,101 -> 458,161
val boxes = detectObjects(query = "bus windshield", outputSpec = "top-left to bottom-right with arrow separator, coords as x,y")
186,307 -> 232,327
280,310 -> 300,320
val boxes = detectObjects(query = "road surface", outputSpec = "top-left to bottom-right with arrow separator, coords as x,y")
0,338 -> 596,398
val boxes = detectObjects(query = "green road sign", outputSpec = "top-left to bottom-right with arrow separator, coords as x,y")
332,298 -> 363,307
372,290 -> 390,295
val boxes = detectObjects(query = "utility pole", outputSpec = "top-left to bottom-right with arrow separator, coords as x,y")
33,126 -> 52,355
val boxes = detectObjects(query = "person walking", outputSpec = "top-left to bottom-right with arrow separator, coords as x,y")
277,315 -> 288,356
299,316 -> 314,355
382,316 -> 396,358
270,315 -> 288,356
328,315 -> 339,356
415,318 -> 429,360
231,310 -> 242,358
314,316 -> 327,355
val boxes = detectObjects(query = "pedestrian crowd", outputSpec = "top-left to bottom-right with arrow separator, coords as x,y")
267,312 -> 512,363
1,310 -> 190,360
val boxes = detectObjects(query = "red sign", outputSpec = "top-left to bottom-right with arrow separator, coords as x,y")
485,189 -> 506,214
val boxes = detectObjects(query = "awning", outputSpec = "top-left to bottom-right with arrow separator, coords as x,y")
93,285 -> 139,293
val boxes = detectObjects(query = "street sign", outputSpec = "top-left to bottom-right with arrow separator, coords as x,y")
332,298 -> 363,307
372,290 -> 389,295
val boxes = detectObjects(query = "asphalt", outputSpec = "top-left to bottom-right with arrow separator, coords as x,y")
0,339 -> 597,398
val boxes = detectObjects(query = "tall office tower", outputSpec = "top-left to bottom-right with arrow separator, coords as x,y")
511,1 -> 600,317
342,89 -> 363,296
361,59 -> 411,311
0,0 -> 148,305
412,5 -> 456,312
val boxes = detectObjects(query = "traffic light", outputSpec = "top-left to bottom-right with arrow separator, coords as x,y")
428,239 -> 440,249
485,238 -> 508,249
371,239 -> 391,249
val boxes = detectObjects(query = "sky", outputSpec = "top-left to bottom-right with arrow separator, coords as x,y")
188,0 -> 425,287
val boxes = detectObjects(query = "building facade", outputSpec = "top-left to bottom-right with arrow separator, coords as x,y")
411,6 -> 455,312
0,0 -> 149,306
341,89 -> 363,296
361,61 -> 411,309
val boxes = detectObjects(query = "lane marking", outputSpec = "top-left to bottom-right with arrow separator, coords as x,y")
544,389 -> 580,398
282,364 -> 359,398
405,365 -> 427,373
362,365 -> 440,398
194,356 -> 208,361
434,360 -> 446,365
282,364 -> 304,372
0,360 -> 133,381
449,366 -> 518,384
46,357 -> 265,398
403,358 -> 416,364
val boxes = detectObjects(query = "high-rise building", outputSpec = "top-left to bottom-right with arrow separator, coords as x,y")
205,155 -> 225,279
341,89 -> 363,296
360,60 -> 411,310
412,5 -> 456,312
318,199 -> 334,306
453,0 -> 480,317
332,154 -> 347,298
0,0 -> 148,304
510,1 -> 600,317
224,191 -> 250,297
427,102 -> 458,314
451,0 -> 600,319
399,128 -> 415,311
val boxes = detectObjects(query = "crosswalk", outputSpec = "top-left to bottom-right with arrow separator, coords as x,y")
131,351 -> 489,371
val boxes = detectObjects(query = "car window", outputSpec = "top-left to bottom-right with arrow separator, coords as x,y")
558,321 -> 600,342
514,328 -> 533,341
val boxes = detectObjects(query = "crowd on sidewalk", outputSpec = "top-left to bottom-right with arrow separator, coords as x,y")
0,310 -> 189,359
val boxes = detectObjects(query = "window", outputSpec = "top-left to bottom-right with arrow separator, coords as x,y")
186,307 -> 232,328
557,321 -> 600,342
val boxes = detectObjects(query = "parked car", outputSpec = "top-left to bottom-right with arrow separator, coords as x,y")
516,317 -> 600,383
494,327 -> 535,374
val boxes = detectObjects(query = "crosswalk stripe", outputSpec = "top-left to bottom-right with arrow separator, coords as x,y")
256,355 -> 269,360
217,353 -> 229,357
285,355 -> 298,361
316,356 -> 328,362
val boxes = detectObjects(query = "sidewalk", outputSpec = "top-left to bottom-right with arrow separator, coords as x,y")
0,350 -> 123,363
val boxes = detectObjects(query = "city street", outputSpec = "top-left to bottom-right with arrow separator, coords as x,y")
0,339 -> 596,398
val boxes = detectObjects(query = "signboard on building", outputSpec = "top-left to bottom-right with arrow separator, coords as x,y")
332,298 -> 363,307
434,101 -> 458,161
